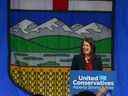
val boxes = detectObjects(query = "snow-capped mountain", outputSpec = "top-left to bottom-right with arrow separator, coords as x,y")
74,22 -> 111,40
12,19 -> 37,33
10,19 -> 38,39
33,18 -> 72,32
71,24 -> 84,31
10,18 -> 111,40
10,18 -> 81,39
75,22 -> 103,34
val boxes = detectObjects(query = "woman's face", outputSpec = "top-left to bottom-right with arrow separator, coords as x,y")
82,41 -> 92,55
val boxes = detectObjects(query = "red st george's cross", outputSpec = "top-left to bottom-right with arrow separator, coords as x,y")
53,0 -> 69,11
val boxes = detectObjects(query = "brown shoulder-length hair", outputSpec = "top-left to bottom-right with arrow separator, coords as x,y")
80,37 -> 96,56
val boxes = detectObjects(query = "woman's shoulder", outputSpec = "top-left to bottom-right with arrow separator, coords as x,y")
73,54 -> 82,58
72,54 -> 83,62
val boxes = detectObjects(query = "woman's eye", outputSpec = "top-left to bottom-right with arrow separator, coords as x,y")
86,44 -> 89,47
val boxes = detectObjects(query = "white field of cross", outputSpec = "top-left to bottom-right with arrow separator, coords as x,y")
10,0 -> 112,11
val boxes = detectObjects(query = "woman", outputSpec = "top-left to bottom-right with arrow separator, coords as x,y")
71,37 -> 102,70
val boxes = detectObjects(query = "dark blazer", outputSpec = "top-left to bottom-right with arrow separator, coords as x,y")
71,54 -> 102,70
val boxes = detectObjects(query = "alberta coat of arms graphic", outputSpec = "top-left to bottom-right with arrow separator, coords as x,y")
9,0 -> 113,95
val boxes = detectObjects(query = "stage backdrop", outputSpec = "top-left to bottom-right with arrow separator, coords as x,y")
0,0 -> 128,96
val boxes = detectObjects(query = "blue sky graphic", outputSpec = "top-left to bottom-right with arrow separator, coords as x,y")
10,11 -> 112,28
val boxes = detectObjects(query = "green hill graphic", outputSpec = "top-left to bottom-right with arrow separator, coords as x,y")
10,34 -> 111,53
